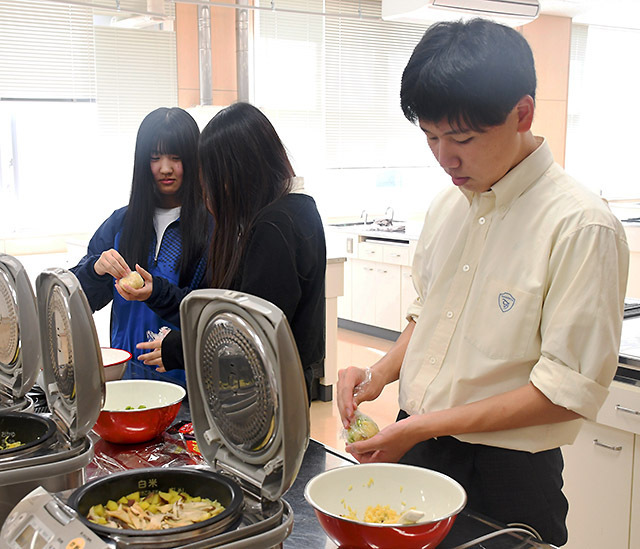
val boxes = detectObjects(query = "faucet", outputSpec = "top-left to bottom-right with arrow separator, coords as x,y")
384,207 -> 394,223
360,209 -> 368,225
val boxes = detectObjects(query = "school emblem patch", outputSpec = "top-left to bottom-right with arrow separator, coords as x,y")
498,292 -> 515,312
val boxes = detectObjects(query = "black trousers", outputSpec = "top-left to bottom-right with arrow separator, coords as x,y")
396,410 -> 568,547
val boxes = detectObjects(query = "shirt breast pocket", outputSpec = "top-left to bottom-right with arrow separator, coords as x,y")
464,277 -> 542,360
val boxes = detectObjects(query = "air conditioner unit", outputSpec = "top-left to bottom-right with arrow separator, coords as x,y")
381,0 -> 540,27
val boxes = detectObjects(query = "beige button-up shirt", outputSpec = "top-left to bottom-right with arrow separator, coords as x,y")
401,139 -> 629,452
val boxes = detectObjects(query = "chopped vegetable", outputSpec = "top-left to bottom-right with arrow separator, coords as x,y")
86,489 -> 225,530
124,405 -> 147,410
346,412 -> 379,443
0,436 -> 23,451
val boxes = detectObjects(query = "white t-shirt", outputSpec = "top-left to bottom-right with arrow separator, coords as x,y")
153,206 -> 181,258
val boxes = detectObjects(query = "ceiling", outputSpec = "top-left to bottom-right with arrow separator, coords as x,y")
539,0 -> 640,28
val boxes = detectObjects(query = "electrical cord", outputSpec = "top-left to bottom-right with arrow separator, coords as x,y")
450,526 -> 543,549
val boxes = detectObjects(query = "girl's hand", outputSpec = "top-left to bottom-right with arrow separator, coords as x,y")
115,265 -> 153,302
94,249 -> 130,279
136,339 -> 165,372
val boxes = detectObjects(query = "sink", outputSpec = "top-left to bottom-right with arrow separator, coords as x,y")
367,224 -> 406,233
328,220 -> 407,233
328,221 -> 369,228
366,220 -> 406,233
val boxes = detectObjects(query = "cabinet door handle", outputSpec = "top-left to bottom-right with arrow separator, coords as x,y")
346,238 -> 353,254
615,404 -> 640,416
593,439 -> 622,452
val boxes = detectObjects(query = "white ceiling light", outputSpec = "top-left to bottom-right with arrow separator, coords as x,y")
382,0 -> 541,27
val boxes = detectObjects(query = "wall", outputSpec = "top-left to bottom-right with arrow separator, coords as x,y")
521,14 -> 572,168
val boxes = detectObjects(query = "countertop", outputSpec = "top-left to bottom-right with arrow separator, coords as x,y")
324,221 -> 422,242
615,315 -> 640,385
284,440 -> 552,549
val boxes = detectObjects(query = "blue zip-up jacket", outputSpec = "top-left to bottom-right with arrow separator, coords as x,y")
70,206 -> 208,387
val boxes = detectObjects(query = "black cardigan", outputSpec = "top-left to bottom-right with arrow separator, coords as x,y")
162,193 -> 327,397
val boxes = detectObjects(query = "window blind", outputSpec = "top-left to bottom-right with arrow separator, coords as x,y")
324,0 -> 431,168
253,0 -> 433,172
0,0 -> 178,236
0,0 -> 96,101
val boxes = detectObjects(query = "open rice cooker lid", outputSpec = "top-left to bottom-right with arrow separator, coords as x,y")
35,268 -> 105,442
180,289 -> 310,502
0,254 -> 41,404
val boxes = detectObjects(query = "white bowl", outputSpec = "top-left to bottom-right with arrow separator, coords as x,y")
93,380 -> 186,444
304,463 -> 467,549
100,347 -> 131,382
101,379 -> 185,411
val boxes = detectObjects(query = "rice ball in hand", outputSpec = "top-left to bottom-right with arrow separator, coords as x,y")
118,271 -> 144,291
345,412 -> 380,443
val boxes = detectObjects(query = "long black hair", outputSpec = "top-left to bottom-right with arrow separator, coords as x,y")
120,107 -> 208,286
401,18 -> 537,131
198,102 -> 295,288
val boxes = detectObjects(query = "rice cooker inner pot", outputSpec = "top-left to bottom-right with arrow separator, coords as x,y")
0,412 -> 58,459
67,467 -> 244,543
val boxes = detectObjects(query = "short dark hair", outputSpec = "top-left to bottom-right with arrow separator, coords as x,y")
400,18 -> 536,131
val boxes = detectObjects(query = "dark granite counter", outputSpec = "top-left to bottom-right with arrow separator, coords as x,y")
86,398 -> 553,548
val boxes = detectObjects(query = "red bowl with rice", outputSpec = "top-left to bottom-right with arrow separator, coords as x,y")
304,462 -> 466,549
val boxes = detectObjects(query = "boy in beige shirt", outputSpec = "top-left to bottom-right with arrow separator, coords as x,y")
337,18 -> 629,545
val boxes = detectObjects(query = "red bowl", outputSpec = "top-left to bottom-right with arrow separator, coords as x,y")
92,380 -> 185,444
304,463 -> 466,549
100,347 -> 132,382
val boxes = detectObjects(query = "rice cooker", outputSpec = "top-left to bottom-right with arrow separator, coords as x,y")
1,289 -> 310,548
0,254 -> 42,413
0,267 -> 104,525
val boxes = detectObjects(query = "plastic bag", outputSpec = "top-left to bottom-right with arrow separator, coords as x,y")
344,410 -> 380,444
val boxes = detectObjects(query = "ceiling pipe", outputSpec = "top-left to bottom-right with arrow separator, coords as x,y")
176,0 -> 379,22
198,3 -> 213,106
236,0 -> 250,102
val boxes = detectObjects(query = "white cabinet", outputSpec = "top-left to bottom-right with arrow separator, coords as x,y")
327,226 -> 416,332
400,266 -> 417,331
632,436 -> 640,549
562,380 -> 640,549
562,420 -> 634,549
350,259 -> 403,332
351,259 -> 377,326
374,263 -> 401,331
328,231 -> 357,321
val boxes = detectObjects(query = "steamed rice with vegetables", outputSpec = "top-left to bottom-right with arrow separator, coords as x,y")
87,488 -> 225,530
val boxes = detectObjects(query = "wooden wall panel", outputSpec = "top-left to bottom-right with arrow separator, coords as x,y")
176,3 -> 199,108
521,15 -> 572,167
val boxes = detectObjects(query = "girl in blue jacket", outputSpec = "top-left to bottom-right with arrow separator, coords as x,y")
71,107 -> 210,387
